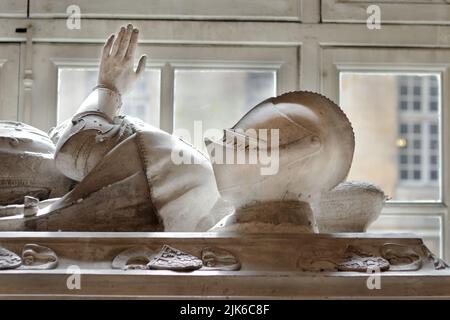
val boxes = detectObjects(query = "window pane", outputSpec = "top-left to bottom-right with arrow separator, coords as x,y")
58,68 -> 161,127
430,139 -> 438,150
400,101 -> 408,110
400,155 -> 408,164
173,69 -> 276,152
430,124 -> 438,134
431,155 -> 438,165
340,72 -> 441,201
399,123 -> 408,134
400,170 -> 408,180
430,101 -> 438,112
400,85 -> 407,95
430,86 -> 438,96
430,170 -> 438,181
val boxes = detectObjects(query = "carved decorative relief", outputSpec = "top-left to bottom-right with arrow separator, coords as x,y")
296,245 -> 341,272
21,244 -> 58,270
337,256 -> 390,272
296,242 -> 449,273
1,240 -> 447,275
420,244 -> 449,270
148,245 -> 203,271
111,245 -> 201,271
0,244 -> 58,271
337,244 -> 390,272
112,246 -> 155,270
0,246 -> 22,270
112,245 -> 240,272
201,247 -> 241,271
380,243 -> 422,271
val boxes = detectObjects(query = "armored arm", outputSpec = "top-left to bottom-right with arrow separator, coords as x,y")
52,24 -> 147,181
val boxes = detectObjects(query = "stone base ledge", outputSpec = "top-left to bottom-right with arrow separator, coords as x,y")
0,232 -> 448,298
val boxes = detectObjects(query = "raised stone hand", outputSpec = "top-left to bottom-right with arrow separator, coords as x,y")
98,24 -> 147,95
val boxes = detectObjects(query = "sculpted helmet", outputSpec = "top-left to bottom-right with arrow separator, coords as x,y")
207,91 -> 355,232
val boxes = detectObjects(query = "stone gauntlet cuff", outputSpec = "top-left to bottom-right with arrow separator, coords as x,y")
74,86 -> 123,121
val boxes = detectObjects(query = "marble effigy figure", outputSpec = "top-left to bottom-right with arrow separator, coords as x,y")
0,24 -> 384,233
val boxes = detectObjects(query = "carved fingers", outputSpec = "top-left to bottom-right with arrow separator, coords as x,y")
102,34 -> 115,59
108,24 -> 140,62
110,26 -> 125,57
136,54 -> 147,77
97,24 -> 147,96
123,26 -> 147,77
117,24 -> 134,60
125,28 -> 139,61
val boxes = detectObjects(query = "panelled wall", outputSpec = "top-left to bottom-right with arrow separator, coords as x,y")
0,0 -> 449,259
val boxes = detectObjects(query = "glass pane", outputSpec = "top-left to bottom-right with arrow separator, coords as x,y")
340,72 -> 441,202
173,69 -> 276,152
368,215 -> 442,257
58,68 -> 161,127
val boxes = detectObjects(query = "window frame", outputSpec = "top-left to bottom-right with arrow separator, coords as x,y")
29,0 -> 304,21
321,47 -> 450,258
0,0 -> 26,18
28,43 -> 298,133
321,48 -> 450,204
396,75 -> 441,188
56,64 -> 163,127
0,44 -> 21,121
322,0 -> 450,25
